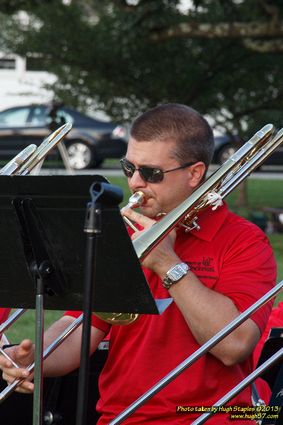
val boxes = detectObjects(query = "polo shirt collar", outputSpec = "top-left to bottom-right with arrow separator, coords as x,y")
180,201 -> 229,242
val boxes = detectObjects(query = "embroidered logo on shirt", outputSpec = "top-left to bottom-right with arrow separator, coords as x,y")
188,257 -> 215,272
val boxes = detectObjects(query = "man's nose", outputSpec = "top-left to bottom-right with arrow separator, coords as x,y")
128,169 -> 147,190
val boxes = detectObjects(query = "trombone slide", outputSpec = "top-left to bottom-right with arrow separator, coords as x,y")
0,145 -> 37,176
109,280 -> 283,424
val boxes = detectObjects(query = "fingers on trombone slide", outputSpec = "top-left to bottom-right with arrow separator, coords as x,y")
0,340 -> 34,393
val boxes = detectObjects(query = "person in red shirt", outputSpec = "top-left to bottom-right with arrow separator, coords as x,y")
0,104 -> 276,424
0,308 -> 10,346
253,302 -> 283,405
0,309 -> 10,325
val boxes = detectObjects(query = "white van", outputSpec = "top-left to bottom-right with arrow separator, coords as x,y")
0,53 -> 56,111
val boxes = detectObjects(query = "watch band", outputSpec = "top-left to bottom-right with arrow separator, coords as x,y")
162,262 -> 189,289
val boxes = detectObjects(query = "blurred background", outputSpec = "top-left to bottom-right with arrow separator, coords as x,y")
0,1 -> 283,150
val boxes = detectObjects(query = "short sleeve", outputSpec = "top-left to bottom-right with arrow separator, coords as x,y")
64,310 -> 111,335
215,222 -> 277,334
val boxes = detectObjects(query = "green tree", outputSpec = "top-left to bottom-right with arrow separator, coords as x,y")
0,0 -> 282,139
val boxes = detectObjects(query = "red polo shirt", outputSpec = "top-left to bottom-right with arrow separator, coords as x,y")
0,308 -> 10,325
65,203 -> 276,424
0,308 -> 11,342
253,302 -> 283,404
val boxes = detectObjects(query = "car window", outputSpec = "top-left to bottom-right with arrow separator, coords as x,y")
29,106 -> 48,126
0,107 -> 31,127
57,109 -> 74,124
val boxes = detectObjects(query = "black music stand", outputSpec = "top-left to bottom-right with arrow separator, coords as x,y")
0,175 -> 159,425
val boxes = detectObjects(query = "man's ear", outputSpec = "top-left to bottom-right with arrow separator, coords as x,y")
187,162 -> 206,189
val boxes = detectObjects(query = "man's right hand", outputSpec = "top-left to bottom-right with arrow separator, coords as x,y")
0,339 -> 35,393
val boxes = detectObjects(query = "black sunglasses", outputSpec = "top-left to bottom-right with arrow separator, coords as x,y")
120,158 -> 197,183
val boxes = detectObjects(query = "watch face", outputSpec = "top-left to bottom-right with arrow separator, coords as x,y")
168,263 -> 188,281
163,263 -> 189,289
169,267 -> 183,280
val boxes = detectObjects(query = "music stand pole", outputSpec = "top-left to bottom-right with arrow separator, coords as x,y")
76,186 -> 103,425
32,262 -> 54,425
33,273 -> 45,425
76,182 -> 123,425
13,198 -> 63,425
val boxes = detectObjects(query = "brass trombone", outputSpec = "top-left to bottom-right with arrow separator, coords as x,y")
0,123 -> 279,329
0,122 -> 73,375
97,123 -> 283,324
0,145 -> 37,176
0,122 -> 72,176
132,124 -> 283,260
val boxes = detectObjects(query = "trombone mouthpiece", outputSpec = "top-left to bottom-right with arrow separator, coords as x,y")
121,191 -> 144,215
127,191 -> 144,209
121,191 -> 144,232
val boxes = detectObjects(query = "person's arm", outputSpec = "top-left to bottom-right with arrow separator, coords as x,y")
123,208 -> 264,366
168,273 -> 260,366
0,315 -> 105,393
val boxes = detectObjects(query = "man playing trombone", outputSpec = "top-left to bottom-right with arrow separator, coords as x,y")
0,104 -> 277,424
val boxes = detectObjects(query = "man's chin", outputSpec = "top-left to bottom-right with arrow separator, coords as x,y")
140,206 -> 155,218
140,206 -> 162,219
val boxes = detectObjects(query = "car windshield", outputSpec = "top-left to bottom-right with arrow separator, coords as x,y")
0,107 -> 30,127
29,106 -> 48,125
29,106 -> 74,127
0,105 -> 75,128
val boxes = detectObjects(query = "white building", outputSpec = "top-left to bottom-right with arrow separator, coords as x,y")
0,53 -> 56,111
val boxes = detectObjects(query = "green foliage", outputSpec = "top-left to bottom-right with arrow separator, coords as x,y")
227,179 -> 283,210
5,309 -> 62,342
0,0 -> 283,136
0,0 -> 40,14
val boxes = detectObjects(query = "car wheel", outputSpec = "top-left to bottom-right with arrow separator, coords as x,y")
216,144 -> 237,164
66,141 -> 99,170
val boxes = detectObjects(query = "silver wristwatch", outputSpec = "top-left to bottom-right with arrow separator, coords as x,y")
162,262 -> 189,289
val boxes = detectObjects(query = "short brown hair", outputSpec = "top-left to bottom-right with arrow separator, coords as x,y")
130,103 -> 214,169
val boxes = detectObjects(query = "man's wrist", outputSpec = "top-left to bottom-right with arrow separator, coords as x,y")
162,262 -> 190,290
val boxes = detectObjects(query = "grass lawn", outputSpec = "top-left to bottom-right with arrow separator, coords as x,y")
4,176 -> 283,342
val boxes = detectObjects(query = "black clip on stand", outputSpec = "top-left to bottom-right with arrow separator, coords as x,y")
13,198 -> 64,425
76,182 -> 123,425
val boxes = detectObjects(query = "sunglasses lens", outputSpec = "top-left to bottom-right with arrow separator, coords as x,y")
121,159 -> 135,177
140,167 -> 163,183
120,159 -> 164,183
